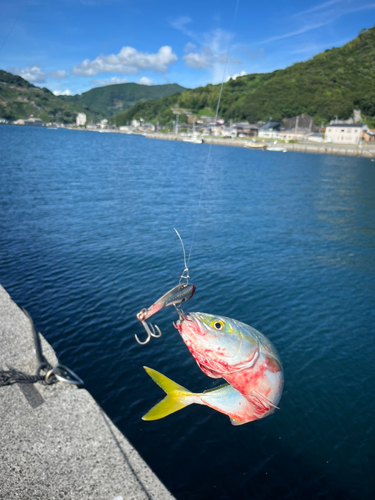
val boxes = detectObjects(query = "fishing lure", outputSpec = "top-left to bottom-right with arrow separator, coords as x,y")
135,234 -> 284,425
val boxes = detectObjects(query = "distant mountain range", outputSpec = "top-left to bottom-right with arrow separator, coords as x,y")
0,72 -> 186,123
112,26 -> 375,128
2,26 -> 374,127
61,82 -> 186,117
0,70 -> 102,123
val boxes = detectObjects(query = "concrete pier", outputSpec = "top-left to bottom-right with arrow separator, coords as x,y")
144,132 -> 375,158
0,285 -> 175,500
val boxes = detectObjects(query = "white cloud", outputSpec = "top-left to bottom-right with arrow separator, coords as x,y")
183,51 -> 211,69
226,70 -> 246,81
53,89 -> 72,96
295,0 -> 375,18
183,45 -> 241,69
50,70 -> 68,79
295,0 -> 342,16
8,64 -> 46,84
171,16 -> 196,39
184,42 -> 196,53
176,24 -> 241,73
139,77 -> 153,86
258,22 -> 332,45
172,17 -> 243,82
72,46 -> 177,76
91,76 -> 128,86
264,1 -> 375,47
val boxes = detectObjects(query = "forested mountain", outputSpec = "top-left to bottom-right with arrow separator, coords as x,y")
111,26 -> 375,127
62,82 -> 186,117
0,70 -> 186,123
0,70 -> 102,123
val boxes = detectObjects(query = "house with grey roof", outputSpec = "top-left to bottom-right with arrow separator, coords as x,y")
258,121 -> 281,139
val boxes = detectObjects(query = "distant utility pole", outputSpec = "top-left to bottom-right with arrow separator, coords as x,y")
295,116 -> 299,133
175,114 -> 179,135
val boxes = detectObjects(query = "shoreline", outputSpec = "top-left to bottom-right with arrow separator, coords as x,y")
143,132 -> 375,158
6,124 -> 375,158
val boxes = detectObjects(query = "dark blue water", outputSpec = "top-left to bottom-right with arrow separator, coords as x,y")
1,125 -> 374,499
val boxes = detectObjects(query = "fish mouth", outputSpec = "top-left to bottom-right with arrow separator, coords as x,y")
174,312 -> 207,337
174,311 -> 193,332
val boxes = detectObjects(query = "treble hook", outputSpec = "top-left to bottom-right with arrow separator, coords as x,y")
135,283 -> 196,345
135,320 -> 162,345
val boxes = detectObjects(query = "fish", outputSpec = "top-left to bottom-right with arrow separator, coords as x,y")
143,312 -> 283,425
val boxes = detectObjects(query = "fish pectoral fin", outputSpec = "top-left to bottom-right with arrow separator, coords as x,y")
142,366 -> 194,421
197,362 -> 221,379
252,390 -> 280,410
230,417 -> 246,426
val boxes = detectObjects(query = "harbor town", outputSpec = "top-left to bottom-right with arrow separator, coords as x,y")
4,111 -> 375,158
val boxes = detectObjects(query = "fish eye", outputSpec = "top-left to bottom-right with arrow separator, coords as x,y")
211,320 -> 224,331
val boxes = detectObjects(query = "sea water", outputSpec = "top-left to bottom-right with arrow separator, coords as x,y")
1,125 -> 374,499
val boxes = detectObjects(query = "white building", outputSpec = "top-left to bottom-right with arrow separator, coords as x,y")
258,121 -> 281,139
24,117 -> 44,126
325,124 -> 367,145
277,130 -> 310,141
76,113 -> 87,126
306,133 -> 324,143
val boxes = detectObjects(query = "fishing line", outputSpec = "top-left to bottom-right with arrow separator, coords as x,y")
186,0 -> 240,268
174,228 -> 188,274
0,0 -> 28,55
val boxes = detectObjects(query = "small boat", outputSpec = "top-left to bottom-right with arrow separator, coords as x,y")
183,135 -> 203,144
183,117 -> 203,144
267,146 -> 287,152
244,142 -> 266,150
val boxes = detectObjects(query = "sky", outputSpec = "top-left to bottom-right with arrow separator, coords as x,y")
0,0 -> 374,96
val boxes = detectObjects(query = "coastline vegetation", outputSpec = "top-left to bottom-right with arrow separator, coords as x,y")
111,26 -> 375,128
0,72 -> 186,124
1,27 -> 374,128
61,82 -> 186,118
0,70 -> 102,124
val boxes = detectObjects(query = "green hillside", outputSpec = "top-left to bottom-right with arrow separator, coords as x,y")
0,70 -> 102,124
111,26 -> 375,127
62,82 -> 187,117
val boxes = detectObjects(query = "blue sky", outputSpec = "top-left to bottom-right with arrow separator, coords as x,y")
1,0 -> 374,96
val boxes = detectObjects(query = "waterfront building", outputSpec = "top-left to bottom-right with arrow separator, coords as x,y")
325,124 -> 367,144
24,117 -> 44,126
258,121 -> 281,139
363,129 -> 375,142
234,122 -> 260,137
306,133 -> 324,143
76,113 -> 87,126
277,130 -> 310,141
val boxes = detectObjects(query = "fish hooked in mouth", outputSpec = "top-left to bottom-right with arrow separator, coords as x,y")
174,312 -> 208,338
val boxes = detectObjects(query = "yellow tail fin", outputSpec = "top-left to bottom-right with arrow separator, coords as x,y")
142,367 -> 194,421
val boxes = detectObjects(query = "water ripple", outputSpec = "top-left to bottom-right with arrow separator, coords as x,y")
1,126 -> 374,499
